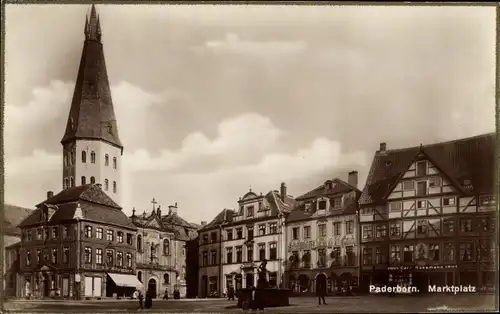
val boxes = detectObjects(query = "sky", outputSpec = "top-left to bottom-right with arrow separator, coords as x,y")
4,4 -> 496,224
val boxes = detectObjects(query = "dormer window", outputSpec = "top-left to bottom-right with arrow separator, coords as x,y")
305,203 -> 311,212
247,206 -> 254,217
416,161 -> 427,177
318,200 -> 327,210
333,197 -> 342,208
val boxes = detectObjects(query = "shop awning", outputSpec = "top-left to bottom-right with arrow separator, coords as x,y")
107,273 -> 144,288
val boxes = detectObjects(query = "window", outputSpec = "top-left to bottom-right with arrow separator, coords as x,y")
104,179 -> 109,191
90,176 -> 95,184
126,252 -> 133,267
363,225 -> 373,239
226,230 -> 233,241
27,230 -> 32,241
269,243 -> 277,260
106,249 -> 114,265
202,252 -> 208,266
44,227 -> 50,240
226,248 -> 233,264
117,252 -> 123,267
417,220 -> 428,235
292,227 -> 299,240
376,225 -> 387,238
259,243 -> 266,261
113,181 -> 117,193
247,206 -> 254,217
443,197 -> 455,206
64,178 -> 69,189
390,202 -> 402,212
63,226 -> 69,239
43,250 -> 49,262
346,220 -> 354,234
429,244 -> 440,261
333,222 -> 341,236
81,176 -> 86,185
126,233 -> 133,245
330,247 -> 340,266
318,224 -> 327,237
363,248 -> 373,265
479,195 -> 496,206
236,246 -> 242,263
84,247 -> 92,263
113,157 -> 117,169
269,222 -> 277,234
164,274 -> 170,284
91,151 -> 96,163
70,177 -> 74,187
443,218 -> 454,234
376,247 -> 385,264
403,245 -> 414,262
63,247 -> 69,264
333,198 -> 342,208
163,239 -> 170,255
247,245 -> 253,262
202,234 -> 209,244
117,232 -> 123,243
417,200 -> 427,209
390,244 -> 400,263
82,151 -> 87,163
304,226 -> 311,239
416,181 -> 427,196
85,226 -> 92,238
460,242 -> 473,261
402,181 -> 414,191
137,235 -> 142,251
52,227 -> 59,239
211,251 -> 217,265
96,228 -> 103,239
460,218 -> 473,233
317,248 -> 327,267
318,200 -> 327,210
96,248 -> 103,264
416,161 -> 427,176
36,249 -> 41,265
305,203 -> 311,212
105,154 -> 109,166
247,227 -> 254,241
106,230 -> 114,241
258,224 -> 266,236
26,250 -> 31,266
269,272 -> 277,287
345,246 -> 355,266
51,248 -> 57,264
429,178 -> 441,188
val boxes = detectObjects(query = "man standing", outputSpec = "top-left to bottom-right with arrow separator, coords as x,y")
316,280 -> 327,305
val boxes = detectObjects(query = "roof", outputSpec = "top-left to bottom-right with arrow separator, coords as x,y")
19,185 -> 135,229
61,5 -> 122,149
359,133 -> 496,205
130,209 -> 199,241
200,208 -> 234,231
287,179 -> 360,223
3,204 -> 34,236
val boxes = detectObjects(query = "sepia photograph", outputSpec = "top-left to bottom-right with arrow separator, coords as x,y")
2,2 -> 498,313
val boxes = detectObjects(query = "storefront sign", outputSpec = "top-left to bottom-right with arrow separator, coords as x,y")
288,238 -> 339,251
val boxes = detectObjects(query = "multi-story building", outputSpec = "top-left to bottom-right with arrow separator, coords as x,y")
197,209 -> 233,298
358,134 -> 497,292
130,202 -> 199,298
221,184 -> 295,294
284,172 -> 361,295
17,186 -> 140,299
60,4 -> 123,207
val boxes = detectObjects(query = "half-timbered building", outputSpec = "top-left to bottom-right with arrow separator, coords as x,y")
359,134 -> 496,293
284,172 -> 361,295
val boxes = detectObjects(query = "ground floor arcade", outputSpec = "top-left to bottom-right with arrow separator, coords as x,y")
284,267 -> 357,295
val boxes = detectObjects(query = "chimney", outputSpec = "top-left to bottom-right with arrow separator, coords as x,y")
201,221 -> 207,227
132,208 -> 136,217
379,142 -> 387,152
280,182 -> 287,201
47,191 -> 54,199
168,204 -> 177,215
157,205 -> 162,218
96,183 -> 102,189
348,171 -> 358,188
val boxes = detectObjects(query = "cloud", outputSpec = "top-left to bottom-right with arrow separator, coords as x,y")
193,32 -> 307,56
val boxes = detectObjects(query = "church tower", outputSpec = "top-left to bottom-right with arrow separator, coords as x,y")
61,5 -> 123,206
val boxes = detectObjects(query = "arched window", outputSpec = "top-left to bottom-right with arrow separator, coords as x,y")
113,157 -> 117,169
90,176 -> 95,184
163,239 -> 170,256
164,273 -> 170,284
90,151 -> 96,163
82,151 -> 87,163
113,181 -> 117,193
105,154 -> 109,166
137,271 -> 142,283
64,178 -> 69,189
81,176 -> 86,185
137,235 -> 142,251
70,151 -> 75,165
70,177 -> 74,188
104,179 -> 109,191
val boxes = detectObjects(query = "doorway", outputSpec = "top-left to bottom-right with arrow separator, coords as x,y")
246,273 -> 254,288
201,276 -> 208,297
42,274 -> 50,297
316,273 -> 327,294
148,278 -> 157,298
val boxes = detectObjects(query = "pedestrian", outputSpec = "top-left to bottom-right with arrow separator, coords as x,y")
137,290 -> 144,310
145,289 -> 153,309
316,280 -> 327,305
228,286 -> 235,301
163,287 -> 169,300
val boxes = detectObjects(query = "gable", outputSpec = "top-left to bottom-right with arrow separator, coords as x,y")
146,218 -> 161,229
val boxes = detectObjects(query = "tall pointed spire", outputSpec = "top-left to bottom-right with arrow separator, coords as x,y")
62,4 -> 123,151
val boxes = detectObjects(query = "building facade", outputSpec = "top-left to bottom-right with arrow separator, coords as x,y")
17,185 -> 141,299
284,172 -> 361,295
130,203 -> 199,299
60,4 -> 123,207
221,184 -> 295,294
358,134 -> 497,293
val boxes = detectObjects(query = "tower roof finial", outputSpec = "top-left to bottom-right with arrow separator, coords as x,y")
85,4 -> 101,42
